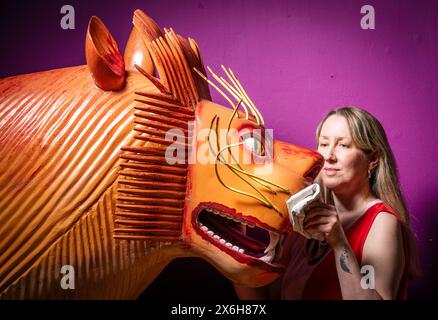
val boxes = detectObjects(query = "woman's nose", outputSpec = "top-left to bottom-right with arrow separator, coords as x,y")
324,146 -> 336,162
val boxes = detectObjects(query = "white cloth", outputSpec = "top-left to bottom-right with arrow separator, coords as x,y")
286,183 -> 324,240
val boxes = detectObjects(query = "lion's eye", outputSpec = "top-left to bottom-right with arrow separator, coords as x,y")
242,135 -> 264,156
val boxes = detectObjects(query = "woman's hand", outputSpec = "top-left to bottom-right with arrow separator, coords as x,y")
303,201 -> 347,248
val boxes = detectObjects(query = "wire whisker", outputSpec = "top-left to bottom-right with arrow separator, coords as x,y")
216,141 -> 283,216
206,66 -> 250,119
193,68 -> 236,109
213,116 -> 283,215
222,65 -> 265,126
225,100 -> 277,194
199,66 -> 289,216
219,66 -> 260,125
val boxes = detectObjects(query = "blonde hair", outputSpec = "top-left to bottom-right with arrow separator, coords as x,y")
316,107 -> 418,278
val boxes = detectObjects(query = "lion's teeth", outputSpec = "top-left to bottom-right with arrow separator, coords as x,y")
259,249 -> 275,263
200,210 -> 271,258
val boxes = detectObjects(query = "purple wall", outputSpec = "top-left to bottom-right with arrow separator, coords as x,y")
1,0 -> 437,299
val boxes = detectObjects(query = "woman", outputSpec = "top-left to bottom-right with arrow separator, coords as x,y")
234,107 -> 418,300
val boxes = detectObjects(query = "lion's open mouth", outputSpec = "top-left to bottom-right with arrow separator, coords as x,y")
192,203 -> 284,268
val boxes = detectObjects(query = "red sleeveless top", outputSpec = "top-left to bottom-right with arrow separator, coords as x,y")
301,202 -> 409,300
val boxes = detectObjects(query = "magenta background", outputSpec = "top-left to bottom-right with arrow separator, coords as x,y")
1,0 -> 437,299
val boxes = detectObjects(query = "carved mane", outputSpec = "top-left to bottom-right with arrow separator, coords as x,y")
115,28 -> 203,240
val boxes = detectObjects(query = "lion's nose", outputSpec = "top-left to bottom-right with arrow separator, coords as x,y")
274,141 -> 324,184
303,154 -> 324,182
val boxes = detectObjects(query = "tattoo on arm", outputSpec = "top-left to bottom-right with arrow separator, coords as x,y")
340,248 -> 352,274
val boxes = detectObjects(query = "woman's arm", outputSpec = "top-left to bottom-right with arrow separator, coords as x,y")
332,212 -> 405,299
304,208 -> 405,299
332,240 -> 382,299
359,212 -> 405,299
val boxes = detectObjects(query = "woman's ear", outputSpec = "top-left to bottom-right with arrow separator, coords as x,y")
368,152 -> 379,171
85,16 -> 126,91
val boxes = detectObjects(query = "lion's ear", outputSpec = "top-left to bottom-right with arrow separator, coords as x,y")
85,16 -> 125,91
124,9 -> 163,74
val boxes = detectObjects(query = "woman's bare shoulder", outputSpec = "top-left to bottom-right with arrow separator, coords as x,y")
363,211 -> 404,260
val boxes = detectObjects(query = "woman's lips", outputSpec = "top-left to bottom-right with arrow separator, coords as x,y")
324,168 -> 339,176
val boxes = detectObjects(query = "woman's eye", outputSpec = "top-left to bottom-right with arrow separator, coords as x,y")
319,143 -> 328,147
339,144 -> 350,148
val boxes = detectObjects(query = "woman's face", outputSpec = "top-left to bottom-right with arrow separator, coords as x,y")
317,115 -> 370,194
